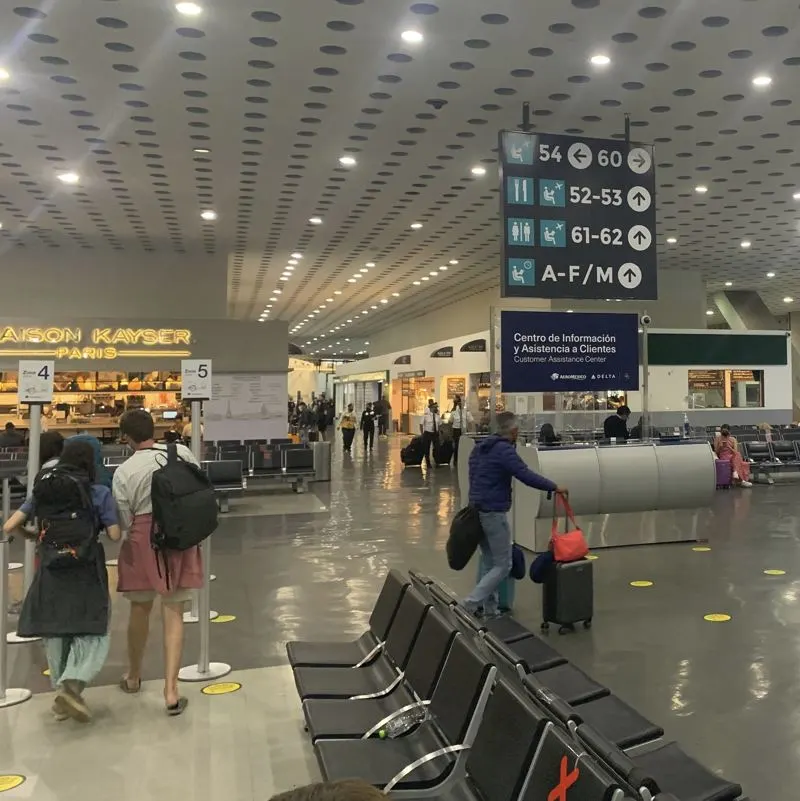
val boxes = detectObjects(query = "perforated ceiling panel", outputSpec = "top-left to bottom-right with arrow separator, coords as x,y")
1,0 -> 799,356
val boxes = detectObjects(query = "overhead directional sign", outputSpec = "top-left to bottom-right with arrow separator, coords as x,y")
500,131 -> 657,300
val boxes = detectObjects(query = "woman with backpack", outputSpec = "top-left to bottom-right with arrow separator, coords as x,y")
3,440 -> 121,722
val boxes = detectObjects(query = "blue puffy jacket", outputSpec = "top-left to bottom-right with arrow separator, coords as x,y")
468,435 -> 557,512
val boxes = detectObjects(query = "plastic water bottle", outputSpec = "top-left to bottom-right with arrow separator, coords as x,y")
683,413 -> 691,438
378,705 -> 429,739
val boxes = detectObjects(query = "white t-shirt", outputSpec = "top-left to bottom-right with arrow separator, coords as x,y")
112,443 -> 198,532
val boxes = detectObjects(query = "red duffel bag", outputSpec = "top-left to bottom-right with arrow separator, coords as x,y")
550,493 -> 589,563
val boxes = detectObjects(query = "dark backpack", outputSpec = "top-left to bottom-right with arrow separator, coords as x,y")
33,465 -> 99,570
446,506 -> 484,571
150,444 -> 219,558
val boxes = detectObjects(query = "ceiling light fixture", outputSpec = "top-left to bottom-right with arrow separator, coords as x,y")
439,265 -> 448,271
410,222 -> 423,229
471,166 -> 487,176
694,185 -> 708,194
590,54 -> 611,66
334,290 -> 342,295
740,240 -> 752,248
413,280 -> 421,285
339,156 -> 357,167
326,298 -> 334,303
365,262 -> 375,267
380,299 -> 388,304
666,237 -> 677,244
784,297 -> 794,303
0,68 -> 10,82
449,259 -> 459,265
200,209 -> 217,221
308,216 -> 323,225
724,281 -> 733,287
57,172 -> 80,185
766,272 -> 776,278
347,278 -> 357,283
175,2 -> 203,15
288,259 -> 298,265
752,75 -> 772,87
193,147 -> 210,154
401,30 -> 424,44
291,252 -> 303,259
706,310 -> 715,316
392,292 -> 400,297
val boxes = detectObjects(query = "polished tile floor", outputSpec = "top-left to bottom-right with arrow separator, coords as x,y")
1,435 -> 797,799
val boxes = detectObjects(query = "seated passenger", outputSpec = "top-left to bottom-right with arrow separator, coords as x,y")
0,422 -> 25,448
538,422 -> 561,446
714,424 -> 752,488
603,405 -> 631,440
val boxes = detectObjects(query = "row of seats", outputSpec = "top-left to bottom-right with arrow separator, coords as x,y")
286,570 -> 746,801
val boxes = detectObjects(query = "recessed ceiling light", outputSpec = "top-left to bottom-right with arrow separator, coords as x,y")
724,281 -> 733,287
590,54 -> 611,66
401,30 -> 424,44
566,309 -> 574,314
439,265 -> 448,271
766,272 -> 776,278
784,297 -> 794,303
365,262 -> 375,267
413,280 -> 421,286
371,305 -> 378,310
175,2 -> 203,15
421,276 -> 429,281
449,259 -> 458,265
694,185 -> 708,194
326,298 -> 334,303
57,172 -> 80,185
269,296 -> 277,301
309,216 -> 323,225
410,222 -> 423,229
752,75 -> 772,87
291,252 -> 302,259
0,68 -> 10,82
740,240 -> 751,248
200,209 -> 217,221
429,271 -> 438,276
339,156 -> 357,167
706,310 -> 715,316
392,292 -> 400,297
471,166 -> 487,176
193,147 -> 210,154
666,236 -> 677,244
287,259 -> 298,265
347,278 -> 357,283
359,268 -> 369,273
273,289 -> 282,294
334,290 -> 342,295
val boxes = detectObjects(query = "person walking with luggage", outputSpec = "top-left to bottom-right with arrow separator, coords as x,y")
4,440 -> 121,722
463,412 -> 567,618
422,399 -> 440,469
113,410 -> 204,716
339,404 -> 357,453
449,396 -> 472,464
360,402 -> 377,451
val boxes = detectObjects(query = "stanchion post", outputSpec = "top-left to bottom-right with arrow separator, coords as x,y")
641,314 -> 651,441
22,404 -> 42,595
178,361 -> 230,683
0,477 -> 32,707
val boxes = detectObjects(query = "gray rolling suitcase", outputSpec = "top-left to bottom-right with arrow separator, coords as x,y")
541,559 -> 593,635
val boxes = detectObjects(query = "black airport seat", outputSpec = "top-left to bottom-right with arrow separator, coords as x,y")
276,442 -> 307,451
251,446 -> 281,474
485,632 -> 566,676
782,430 -> 800,442
771,441 -> 800,465
314,636 -> 496,793
441,595 -> 532,644
244,438 -> 268,446
287,569 -> 409,668
217,439 -> 242,448
742,441 -> 772,464
520,724 -> 624,801
219,446 -> 250,473
204,460 -> 244,492
303,607 -> 458,740
293,588 -> 431,700
532,661 -> 610,705
578,724 -> 743,801
270,437 -> 293,445
284,448 -> 315,474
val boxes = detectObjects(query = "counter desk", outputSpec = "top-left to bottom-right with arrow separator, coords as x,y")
457,437 -> 716,551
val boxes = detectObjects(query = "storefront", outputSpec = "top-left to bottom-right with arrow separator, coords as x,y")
0,317 -> 288,441
332,370 -> 388,416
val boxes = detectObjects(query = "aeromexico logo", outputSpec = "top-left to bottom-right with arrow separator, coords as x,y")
550,372 -> 587,381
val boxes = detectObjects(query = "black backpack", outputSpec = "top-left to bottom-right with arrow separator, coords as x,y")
150,444 -> 218,564
33,465 -> 99,570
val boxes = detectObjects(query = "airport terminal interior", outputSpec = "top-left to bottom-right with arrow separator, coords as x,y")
3,2 -> 800,801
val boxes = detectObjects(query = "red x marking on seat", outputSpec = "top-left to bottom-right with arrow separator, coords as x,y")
547,755 -> 580,801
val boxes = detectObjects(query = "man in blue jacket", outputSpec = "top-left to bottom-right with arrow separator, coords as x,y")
464,413 -> 567,617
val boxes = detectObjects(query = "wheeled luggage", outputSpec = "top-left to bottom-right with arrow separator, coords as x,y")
435,439 -> 454,465
400,436 -> 425,466
715,458 -> 732,489
542,559 -> 593,635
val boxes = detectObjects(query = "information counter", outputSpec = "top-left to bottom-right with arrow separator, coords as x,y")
457,437 -> 716,551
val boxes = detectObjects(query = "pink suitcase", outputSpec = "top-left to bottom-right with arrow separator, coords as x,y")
715,459 -> 732,489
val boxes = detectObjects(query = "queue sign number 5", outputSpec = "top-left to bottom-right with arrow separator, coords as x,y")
182,359 -> 213,400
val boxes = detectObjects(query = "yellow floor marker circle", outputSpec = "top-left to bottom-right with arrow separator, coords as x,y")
586,554 -> 599,561
42,668 -> 50,677
201,682 -> 241,696
692,546 -> 712,552
764,569 -> 786,576
211,614 -> 237,624
630,580 -> 653,588
704,613 -> 731,623
0,776 -> 25,793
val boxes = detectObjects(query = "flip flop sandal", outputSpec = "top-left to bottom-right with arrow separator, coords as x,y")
166,697 -> 188,717
119,676 -> 141,694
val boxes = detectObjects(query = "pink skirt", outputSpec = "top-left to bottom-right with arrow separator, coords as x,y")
117,514 -> 203,595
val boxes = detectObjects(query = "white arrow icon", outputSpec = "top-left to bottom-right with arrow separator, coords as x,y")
567,142 -> 593,170
618,262 -> 642,289
627,186 -> 652,212
627,147 -> 651,174
628,225 -> 652,251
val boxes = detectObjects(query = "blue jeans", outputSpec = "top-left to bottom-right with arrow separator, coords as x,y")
464,511 -> 512,615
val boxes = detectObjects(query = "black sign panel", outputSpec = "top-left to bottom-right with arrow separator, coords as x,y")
460,339 -> 487,353
499,130 -> 657,300
394,354 -> 411,365
431,346 -> 454,358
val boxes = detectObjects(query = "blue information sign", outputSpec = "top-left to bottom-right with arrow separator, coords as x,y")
500,310 -> 639,393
